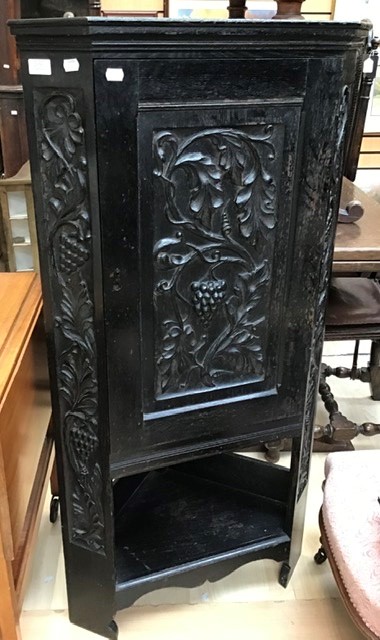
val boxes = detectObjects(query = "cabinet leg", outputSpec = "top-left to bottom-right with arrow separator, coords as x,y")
264,439 -> 284,463
370,340 -> 380,401
278,562 -> 292,588
0,538 -> 20,640
108,620 -> 118,639
68,613 -> 118,639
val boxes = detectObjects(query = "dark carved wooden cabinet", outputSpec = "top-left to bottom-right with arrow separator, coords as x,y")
10,18 -> 370,639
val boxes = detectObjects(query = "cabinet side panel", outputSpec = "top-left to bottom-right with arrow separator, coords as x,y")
33,87 -> 106,555
281,50 -> 365,581
18,52 -> 116,637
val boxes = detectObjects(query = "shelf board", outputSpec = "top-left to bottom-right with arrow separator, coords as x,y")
114,454 -> 290,604
9,215 -> 28,221
13,241 -> 31,247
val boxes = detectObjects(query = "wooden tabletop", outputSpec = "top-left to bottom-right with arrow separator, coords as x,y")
333,178 -> 380,273
0,272 -> 42,409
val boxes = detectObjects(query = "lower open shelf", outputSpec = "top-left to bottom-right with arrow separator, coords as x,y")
114,453 -> 291,607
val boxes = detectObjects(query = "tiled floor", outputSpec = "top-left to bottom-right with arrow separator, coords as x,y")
20,342 -> 380,639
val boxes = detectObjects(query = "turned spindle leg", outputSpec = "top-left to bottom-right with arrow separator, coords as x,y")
369,340 -> 380,401
227,0 -> 247,19
273,0 -> 305,20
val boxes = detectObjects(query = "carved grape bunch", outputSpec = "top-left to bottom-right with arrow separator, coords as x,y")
70,419 -> 97,467
60,232 -> 90,274
191,279 -> 227,325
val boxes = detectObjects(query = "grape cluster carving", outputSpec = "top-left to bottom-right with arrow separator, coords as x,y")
60,233 -> 90,274
70,419 -> 97,465
191,279 -> 227,325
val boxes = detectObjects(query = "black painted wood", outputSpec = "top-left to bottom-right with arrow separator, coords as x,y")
10,17 -> 371,639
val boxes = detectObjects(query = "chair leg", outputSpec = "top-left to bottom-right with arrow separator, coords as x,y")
49,457 -> 60,524
315,366 -> 359,443
316,364 -> 380,444
369,340 -> 380,401
314,546 -> 327,565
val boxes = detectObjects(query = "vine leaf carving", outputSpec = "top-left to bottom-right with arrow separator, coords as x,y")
153,126 -> 281,397
38,91 -> 105,554
298,85 -> 350,501
154,127 -> 277,244
56,278 -> 95,354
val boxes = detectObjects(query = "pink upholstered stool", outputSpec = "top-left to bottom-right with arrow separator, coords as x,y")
315,451 -> 380,640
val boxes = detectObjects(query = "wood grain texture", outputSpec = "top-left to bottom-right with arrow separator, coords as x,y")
334,178 -> 380,268
0,87 -> 28,178
0,442 -> 13,562
0,272 -> 52,639
0,273 -> 41,407
0,332 -> 50,551
0,0 -> 20,86
0,533 -> 19,640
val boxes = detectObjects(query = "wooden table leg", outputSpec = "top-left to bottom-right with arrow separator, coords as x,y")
0,535 -> 20,640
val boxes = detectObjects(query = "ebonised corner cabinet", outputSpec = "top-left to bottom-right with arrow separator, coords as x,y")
10,17 -> 371,639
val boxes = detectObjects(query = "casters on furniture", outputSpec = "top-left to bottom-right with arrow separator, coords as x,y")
49,496 -> 59,523
314,546 -> 327,565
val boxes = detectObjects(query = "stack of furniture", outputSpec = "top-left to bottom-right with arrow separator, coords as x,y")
0,273 -> 52,640
0,162 -> 38,272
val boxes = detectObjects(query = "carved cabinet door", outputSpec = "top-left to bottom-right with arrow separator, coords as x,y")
95,56 -> 345,474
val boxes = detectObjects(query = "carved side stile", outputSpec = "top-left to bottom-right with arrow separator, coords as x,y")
36,91 -> 105,554
297,85 -> 350,500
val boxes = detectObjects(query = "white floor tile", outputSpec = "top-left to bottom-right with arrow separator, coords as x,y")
21,345 -> 380,637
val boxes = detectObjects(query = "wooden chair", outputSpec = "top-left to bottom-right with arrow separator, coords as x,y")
314,451 -> 380,640
314,38 -> 380,450
315,278 -> 380,447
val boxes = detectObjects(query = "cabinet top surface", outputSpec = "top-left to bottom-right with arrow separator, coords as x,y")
0,273 -> 41,405
9,17 -> 371,49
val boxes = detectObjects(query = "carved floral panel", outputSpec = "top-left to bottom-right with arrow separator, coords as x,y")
35,90 -> 105,554
153,125 -> 284,398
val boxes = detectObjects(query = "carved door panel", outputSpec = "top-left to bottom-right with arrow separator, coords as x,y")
95,59 -> 309,473
139,107 -> 300,412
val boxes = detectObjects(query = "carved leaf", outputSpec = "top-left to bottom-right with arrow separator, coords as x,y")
72,463 -> 105,552
39,91 -> 105,554
208,264 -> 269,378
60,349 -> 97,415
176,152 -> 223,226
153,126 -> 278,395
56,278 -> 95,354
157,319 -> 204,394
